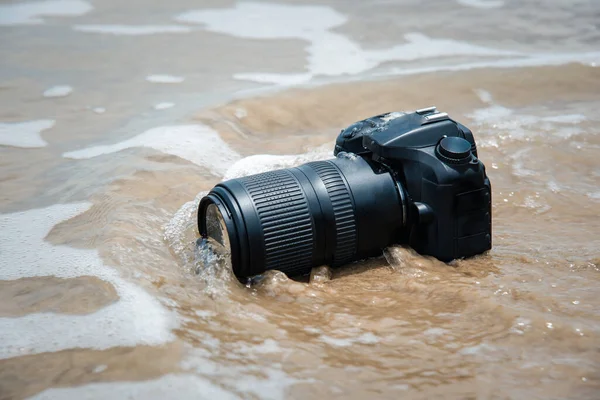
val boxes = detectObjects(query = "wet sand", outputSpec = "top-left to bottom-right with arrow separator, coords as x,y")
1,1 -> 600,399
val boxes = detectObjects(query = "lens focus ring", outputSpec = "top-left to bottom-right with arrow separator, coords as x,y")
239,170 -> 314,276
309,161 -> 357,266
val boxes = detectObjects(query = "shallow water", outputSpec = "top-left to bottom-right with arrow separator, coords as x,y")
1,0 -> 599,399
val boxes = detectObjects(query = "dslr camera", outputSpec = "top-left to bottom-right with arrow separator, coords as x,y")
199,107 -> 492,279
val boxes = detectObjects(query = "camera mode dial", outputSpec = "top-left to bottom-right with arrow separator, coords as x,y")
436,136 -> 472,164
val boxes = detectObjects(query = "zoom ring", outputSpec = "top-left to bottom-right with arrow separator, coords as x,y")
309,161 -> 357,266
239,170 -> 314,276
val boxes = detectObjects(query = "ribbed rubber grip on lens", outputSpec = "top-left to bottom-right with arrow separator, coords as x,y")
309,161 -> 357,266
240,170 -> 314,276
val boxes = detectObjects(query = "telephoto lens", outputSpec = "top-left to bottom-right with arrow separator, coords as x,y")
199,155 -> 404,278
198,108 -> 492,279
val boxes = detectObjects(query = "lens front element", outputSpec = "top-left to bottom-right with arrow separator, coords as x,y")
205,203 -> 230,251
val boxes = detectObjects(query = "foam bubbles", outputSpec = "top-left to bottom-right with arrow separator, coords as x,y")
588,191 -> 600,201
0,203 -> 175,359
0,0 -> 93,26
456,0 -> 504,9
163,190 -> 242,297
63,125 -> 241,176
380,51 -> 600,79
320,332 -> 379,347
166,146 -> 332,292
543,114 -> 587,124
93,364 -> 107,373
468,89 -> 588,141
520,195 -> 551,214
182,348 -> 309,400
154,102 -> 175,110
233,72 -> 312,86
176,3 -> 518,85
146,75 -> 184,84
234,107 -> 247,119
0,119 -> 53,148
73,24 -> 192,35
222,144 -> 331,180
164,192 -> 206,268
174,3 -> 346,39
43,85 -> 72,98
475,89 -> 494,104
177,2 -> 600,85
29,374 -> 239,400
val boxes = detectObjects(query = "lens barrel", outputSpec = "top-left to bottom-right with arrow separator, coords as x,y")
198,156 -> 405,278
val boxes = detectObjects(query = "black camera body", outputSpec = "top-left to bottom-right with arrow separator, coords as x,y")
199,107 -> 491,279
334,107 -> 491,262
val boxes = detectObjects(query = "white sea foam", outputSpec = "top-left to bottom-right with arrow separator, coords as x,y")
315,32 -> 516,76
63,125 -> 241,176
234,107 -> 247,119
228,368 -> 308,400
43,85 -> 72,98
222,145 -> 332,180
167,146 -> 332,276
0,119 -> 53,148
167,146 -> 331,253
163,191 -> 207,268
233,72 -> 313,86
468,90 -> 588,141
177,3 -> 600,85
456,0 -> 504,9
378,51 -> 600,78
30,373 -> 239,400
154,102 -> 175,110
0,0 -> 92,26
93,364 -> 107,373
175,3 -> 345,40
176,3 -> 518,85
73,24 -> 192,35
182,348 -> 309,400
320,333 -> 379,347
146,75 -> 185,83
543,114 -> 588,124
588,191 -> 600,200
475,89 -> 494,104
0,203 -> 176,359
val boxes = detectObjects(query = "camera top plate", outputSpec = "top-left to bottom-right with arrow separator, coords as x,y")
335,107 -> 476,161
